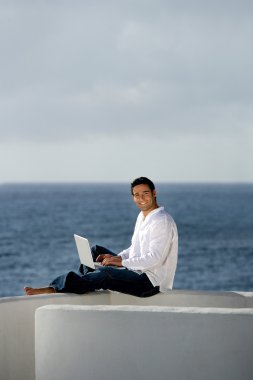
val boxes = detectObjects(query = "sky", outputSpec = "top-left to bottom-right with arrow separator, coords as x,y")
0,0 -> 252,183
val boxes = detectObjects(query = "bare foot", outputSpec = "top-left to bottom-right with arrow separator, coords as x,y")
24,286 -> 56,296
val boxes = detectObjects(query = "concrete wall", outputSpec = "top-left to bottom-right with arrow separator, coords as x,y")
35,305 -> 253,380
0,293 -> 109,380
110,290 -> 252,307
0,290 -> 253,380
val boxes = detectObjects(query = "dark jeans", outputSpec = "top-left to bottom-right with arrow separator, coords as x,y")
50,245 -> 159,298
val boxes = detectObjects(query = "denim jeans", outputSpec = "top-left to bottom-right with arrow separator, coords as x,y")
50,245 -> 159,298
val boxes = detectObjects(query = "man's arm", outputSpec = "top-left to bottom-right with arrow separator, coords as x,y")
122,219 -> 176,271
117,248 -> 130,260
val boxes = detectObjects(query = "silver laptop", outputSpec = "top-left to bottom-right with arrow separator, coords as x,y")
74,234 -> 103,270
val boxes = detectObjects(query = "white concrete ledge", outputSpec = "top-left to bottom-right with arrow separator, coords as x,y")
1,290 -> 253,380
0,292 -> 110,380
35,304 -> 253,380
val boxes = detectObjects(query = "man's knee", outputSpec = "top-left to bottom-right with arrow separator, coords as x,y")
91,245 -> 116,260
91,245 -> 100,260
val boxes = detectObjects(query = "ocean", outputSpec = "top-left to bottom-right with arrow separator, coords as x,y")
0,183 -> 252,297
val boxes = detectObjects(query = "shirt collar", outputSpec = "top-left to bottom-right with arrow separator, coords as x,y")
141,206 -> 164,221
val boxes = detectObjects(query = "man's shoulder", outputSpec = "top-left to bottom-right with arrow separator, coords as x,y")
155,207 -> 170,217
155,208 -> 177,227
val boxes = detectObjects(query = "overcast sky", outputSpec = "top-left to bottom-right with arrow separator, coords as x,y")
0,0 -> 252,183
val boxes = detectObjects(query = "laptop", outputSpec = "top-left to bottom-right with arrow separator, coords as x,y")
74,234 -> 103,270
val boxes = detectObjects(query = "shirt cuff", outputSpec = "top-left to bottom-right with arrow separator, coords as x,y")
118,252 -> 129,260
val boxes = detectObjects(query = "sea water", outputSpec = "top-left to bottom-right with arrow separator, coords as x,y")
0,183 -> 252,297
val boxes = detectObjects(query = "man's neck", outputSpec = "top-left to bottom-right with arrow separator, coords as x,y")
142,204 -> 159,218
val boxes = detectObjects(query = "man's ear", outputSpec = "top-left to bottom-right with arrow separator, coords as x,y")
153,190 -> 157,198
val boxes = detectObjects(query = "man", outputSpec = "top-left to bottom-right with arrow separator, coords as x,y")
25,177 -> 178,297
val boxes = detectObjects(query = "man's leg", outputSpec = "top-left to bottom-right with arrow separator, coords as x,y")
49,269 -> 107,294
24,246 -> 119,296
99,267 -> 160,297
89,246 -> 159,296
50,266 -> 159,297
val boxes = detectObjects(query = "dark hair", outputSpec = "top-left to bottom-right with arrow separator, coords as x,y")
131,177 -> 155,194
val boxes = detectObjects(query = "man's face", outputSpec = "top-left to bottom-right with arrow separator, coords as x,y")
132,184 -> 157,215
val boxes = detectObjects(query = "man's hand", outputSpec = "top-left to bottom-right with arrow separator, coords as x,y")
102,256 -> 123,267
96,254 -> 114,262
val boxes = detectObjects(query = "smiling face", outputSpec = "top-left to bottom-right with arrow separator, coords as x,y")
132,184 -> 158,216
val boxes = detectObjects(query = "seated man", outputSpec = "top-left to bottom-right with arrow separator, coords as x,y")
25,177 -> 178,297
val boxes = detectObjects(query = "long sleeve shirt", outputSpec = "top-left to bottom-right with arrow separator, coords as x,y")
118,207 -> 178,292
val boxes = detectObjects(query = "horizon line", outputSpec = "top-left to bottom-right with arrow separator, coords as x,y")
1,180 -> 253,186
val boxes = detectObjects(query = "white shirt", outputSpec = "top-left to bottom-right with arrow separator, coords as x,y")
118,207 -> 178,292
